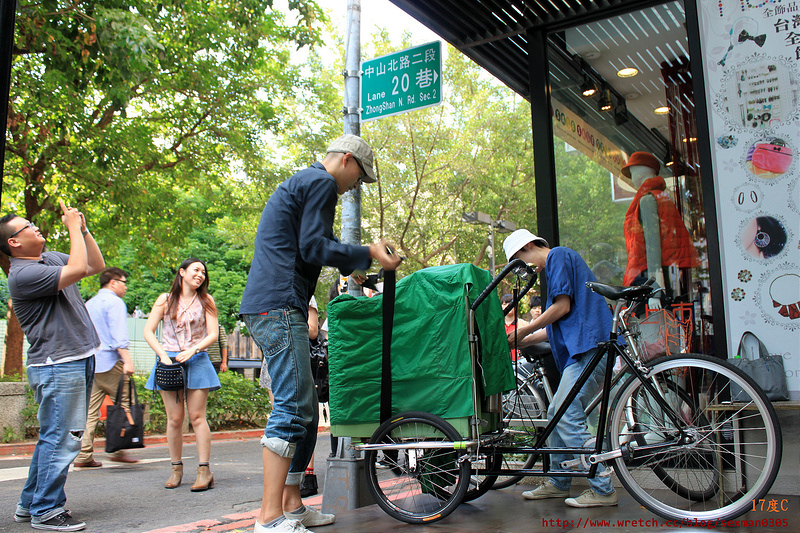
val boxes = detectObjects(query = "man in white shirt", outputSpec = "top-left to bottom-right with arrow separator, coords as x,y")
74,267 -> 138,467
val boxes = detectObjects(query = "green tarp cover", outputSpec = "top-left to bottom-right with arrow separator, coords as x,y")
328,263 -> 515,426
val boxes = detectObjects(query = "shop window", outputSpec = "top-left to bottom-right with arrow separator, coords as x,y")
547,2 -> 713,353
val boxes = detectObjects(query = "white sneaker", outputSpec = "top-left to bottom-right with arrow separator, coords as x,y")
284,506 -> 335,527
254,518 -> 310,533
521,481 -> 570,500
565,489 -> 618,508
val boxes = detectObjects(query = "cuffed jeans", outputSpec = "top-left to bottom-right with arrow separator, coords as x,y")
547,348 -> 614,496
19,356 -> 94,519
243,310 -> 319,485
76,360 -> 129,463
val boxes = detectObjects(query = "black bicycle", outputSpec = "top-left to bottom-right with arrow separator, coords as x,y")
355,259 -> 782,524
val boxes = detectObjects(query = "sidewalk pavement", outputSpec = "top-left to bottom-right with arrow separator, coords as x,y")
0,428 -> 263,457
0,423 -> 331,458
1,404 -> 331,457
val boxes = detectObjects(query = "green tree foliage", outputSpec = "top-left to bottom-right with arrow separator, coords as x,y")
258,31 -> 540,278
113,224 -> 249,332
356,34 -> 627,278
2,9 -> 633,340
4,0 -> 325,264
359,36 -> 538,272
554,144 -> 630,262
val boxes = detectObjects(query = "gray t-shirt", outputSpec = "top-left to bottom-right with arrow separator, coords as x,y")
9,251 -> 100,365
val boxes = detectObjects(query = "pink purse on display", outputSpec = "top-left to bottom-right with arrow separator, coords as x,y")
751,142 -> 792,173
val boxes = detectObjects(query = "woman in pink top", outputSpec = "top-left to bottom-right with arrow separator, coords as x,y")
144,258 -> 221,492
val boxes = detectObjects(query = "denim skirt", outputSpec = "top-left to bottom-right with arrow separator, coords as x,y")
145,351 -> 221,391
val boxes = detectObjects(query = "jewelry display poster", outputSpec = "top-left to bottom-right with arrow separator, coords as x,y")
698,0 -> 800,399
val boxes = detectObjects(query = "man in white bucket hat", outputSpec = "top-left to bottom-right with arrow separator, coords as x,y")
502,229 -> 617,508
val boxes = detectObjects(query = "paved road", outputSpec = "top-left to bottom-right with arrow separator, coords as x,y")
0,433 -> 332,533
3,432 -> 798,533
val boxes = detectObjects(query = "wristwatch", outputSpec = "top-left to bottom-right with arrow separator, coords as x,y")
194,347 -> 200,354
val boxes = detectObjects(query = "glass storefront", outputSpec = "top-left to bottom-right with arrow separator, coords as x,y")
546,1 -> 713,353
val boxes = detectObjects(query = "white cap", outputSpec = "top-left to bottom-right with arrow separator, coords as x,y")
503,229 -> 549,262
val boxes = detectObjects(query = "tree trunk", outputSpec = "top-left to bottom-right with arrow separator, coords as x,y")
0,254 -> 23,377
4,303 -> 23,376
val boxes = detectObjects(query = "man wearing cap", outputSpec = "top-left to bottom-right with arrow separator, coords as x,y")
240,134 -> 401,533
502,229 -> 617,508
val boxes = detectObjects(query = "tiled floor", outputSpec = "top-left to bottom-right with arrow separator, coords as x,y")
317,484 -> 799,533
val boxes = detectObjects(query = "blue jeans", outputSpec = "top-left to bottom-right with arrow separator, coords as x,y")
244,310 -> 318,485
19,357 -> 94,519
547,348 -> 614,495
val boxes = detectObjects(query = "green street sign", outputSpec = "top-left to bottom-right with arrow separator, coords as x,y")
361,41 -> 442,122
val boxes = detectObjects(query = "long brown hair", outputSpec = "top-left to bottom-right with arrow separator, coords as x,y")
165,257 -> 217,320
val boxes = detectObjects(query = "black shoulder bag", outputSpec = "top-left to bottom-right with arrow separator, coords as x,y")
154,312 -> 188,400
154,360 -> 187,392
106,375 -> 145,452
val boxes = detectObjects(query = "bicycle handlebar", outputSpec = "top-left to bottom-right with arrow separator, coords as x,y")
471,259 -> 537,312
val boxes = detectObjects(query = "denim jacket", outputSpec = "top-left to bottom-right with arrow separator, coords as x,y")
240,162 -> 371,319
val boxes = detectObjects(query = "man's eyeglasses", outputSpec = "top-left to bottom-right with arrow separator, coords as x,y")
354,157 -> 367,183
114,279 -> 127,285
9,221 -> 36,238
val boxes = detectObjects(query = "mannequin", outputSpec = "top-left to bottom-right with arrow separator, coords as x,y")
621,152 -> 699,308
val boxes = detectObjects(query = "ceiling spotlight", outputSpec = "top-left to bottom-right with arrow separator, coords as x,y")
580,78 -> 597,97
654,106 -> 670,115
598,91 -> 612,112
617,67 -> 639,78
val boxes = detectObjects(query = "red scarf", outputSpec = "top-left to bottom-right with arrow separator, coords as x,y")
623,176 -> 700,285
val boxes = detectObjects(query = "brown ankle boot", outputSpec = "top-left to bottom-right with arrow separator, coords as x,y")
190,465 -> 214,492
165,463 -> 183,489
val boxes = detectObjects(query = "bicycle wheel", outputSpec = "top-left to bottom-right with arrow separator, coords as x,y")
493,375 -> 548,489
364,411 -> 470,524
628,376 -> 719,501
609,354 -> 781,522
462,449 -> 499,501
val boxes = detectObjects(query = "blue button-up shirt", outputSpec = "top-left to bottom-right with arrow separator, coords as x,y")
544,247 -> 613,372
85,288 -> 130,373
240,162 -> 371,318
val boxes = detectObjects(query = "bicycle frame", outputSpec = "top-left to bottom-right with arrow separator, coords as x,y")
484,287 -> 693,478
357,271 -> 692,482
356,270 -> 783,526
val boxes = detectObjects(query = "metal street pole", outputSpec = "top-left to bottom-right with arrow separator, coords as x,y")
322,1 -> 370,517
342,0 -> 363,297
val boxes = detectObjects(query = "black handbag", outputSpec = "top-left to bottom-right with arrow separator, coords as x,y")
154,359 -> 187,391
105,375 -> 145,453
729,331 -> 789,401
156,313 -> 189,400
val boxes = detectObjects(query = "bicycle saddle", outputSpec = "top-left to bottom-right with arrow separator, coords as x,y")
521,342 -> 552,360
586,281 -> 653,302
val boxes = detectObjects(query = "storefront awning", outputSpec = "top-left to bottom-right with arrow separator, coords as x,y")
389,0 -> 671,158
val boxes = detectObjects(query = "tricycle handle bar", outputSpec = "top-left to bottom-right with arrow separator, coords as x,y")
471,259 -> 537,312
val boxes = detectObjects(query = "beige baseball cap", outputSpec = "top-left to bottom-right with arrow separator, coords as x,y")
503,229 -> 549,262
326,135 -> 377,183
